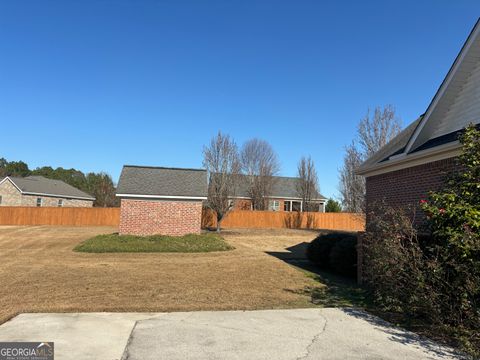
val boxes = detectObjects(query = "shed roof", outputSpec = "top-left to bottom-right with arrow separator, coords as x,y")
116,165 -> 208,199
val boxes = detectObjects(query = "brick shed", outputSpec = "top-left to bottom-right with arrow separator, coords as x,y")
116,165 -> 207,236
356,19 -> 480,227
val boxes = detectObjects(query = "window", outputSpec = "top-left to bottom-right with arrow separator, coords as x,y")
268,200 -> 280,211
284,200 -> 301,212
292,201 -> 302,212
58,199 -> 63,207
36,198 -> 42,207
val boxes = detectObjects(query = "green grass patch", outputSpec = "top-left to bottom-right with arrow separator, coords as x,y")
288,261 -> 372,308
74,233 -> 234,253
303,269 -> 372,308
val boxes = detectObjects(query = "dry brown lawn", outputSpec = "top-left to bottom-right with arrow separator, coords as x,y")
0,226 -> 322,324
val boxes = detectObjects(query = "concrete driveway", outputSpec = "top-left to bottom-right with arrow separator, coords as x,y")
0,308 -> 462,360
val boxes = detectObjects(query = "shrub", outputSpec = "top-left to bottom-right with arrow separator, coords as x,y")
419,124 -> 480,346
306,235 -> 335,269
362,203 -> 433,316
330,236 -> 357,277
363,125 -> 480,356
325,199 -> 342,212
307,232 -> 357,276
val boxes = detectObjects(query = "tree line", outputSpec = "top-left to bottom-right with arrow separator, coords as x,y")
0,158 -> 118,207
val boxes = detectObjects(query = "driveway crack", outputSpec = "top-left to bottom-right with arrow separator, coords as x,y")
120,320 -> 139,360
296,313 -> 328,360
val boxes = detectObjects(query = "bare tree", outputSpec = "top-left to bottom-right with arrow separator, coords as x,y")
358,105 -> 402,157
339,105 -> 402,212
240,138 -> 280,210
339,143 -> 365,213
203,132 -> 241,231
296,156 -> 319,212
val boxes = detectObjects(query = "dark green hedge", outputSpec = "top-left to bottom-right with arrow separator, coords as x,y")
306,232 -> 357,277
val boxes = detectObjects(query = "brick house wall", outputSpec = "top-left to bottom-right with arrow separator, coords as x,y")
358,157 -> 460,284
119,198 -> 203,236
0,179 -> 93,207
365,157 -> 460,226
20,195 -> 93,207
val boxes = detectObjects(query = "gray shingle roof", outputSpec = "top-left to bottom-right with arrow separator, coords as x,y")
2,176 -> 95,200
228,174 -> 327,200
116,165 -> 208,198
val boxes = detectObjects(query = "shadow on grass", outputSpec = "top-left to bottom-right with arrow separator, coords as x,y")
266,245 -> 371,308
290,261 -> 371,308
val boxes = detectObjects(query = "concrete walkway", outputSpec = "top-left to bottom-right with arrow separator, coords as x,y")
0,309 -> 462,360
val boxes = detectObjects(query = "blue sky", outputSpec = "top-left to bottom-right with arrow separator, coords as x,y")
0,1 -> 479,198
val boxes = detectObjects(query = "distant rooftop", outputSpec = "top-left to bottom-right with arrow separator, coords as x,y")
0,176 -> 95,200
214,173 -> 327,200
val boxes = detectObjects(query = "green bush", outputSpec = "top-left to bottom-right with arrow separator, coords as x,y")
330,236 -> 357,277
307,232 -> 357,276
419,124 -> 480,354
325,198 -> 342,212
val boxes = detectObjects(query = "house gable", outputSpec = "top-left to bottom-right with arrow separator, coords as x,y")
0,177 -> 23,206
358,18 -> 480,177
407,20 -> 480,153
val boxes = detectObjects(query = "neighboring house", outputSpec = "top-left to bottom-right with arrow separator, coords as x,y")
357,19 -> 480,226
0,176 -> 95,207
225,174 -> 327,212
116,165 -> 207,236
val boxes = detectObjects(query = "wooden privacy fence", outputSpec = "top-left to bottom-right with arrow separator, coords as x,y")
0,207 -> 364,231
202,209 -> 365,232
0,207 -> 120,226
